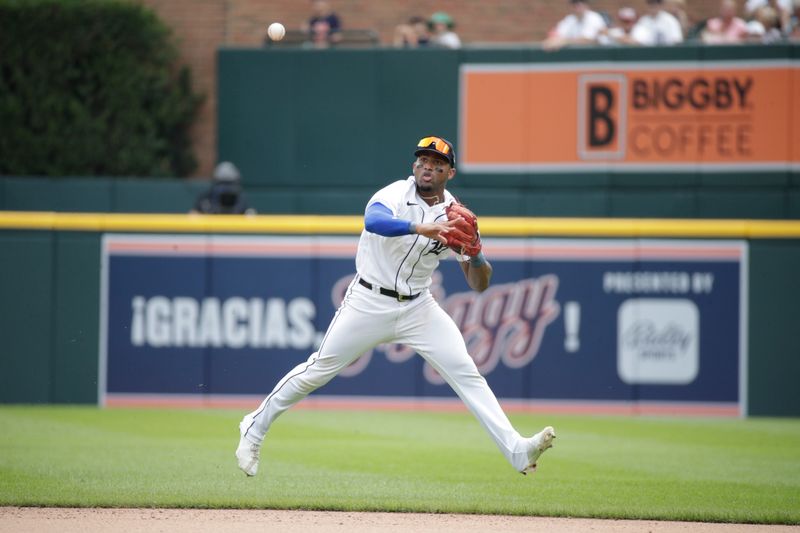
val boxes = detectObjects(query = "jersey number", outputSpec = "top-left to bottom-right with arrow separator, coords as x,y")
426,240 -> 448,256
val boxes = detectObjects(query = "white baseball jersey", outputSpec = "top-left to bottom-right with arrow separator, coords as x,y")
356,177 -> 455,296
239,174 -> 552,476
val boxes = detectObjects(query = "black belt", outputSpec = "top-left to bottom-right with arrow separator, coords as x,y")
358,277 -> 420,302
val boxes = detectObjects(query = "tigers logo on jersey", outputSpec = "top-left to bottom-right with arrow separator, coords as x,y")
425,240 -> 448,256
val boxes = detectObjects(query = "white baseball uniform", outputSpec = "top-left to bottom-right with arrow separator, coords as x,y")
239,176 -> 536,472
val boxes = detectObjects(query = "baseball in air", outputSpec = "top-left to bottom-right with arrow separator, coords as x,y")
267,22 -> 286,41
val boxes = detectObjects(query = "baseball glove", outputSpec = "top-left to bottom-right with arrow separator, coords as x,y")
444,202 -> 482,257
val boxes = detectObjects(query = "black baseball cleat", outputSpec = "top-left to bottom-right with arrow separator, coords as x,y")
520,426 -> 556,475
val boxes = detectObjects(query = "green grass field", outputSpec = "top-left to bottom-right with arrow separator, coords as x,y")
0,406 -> 798,524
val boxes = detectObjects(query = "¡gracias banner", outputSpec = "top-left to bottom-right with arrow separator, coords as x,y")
459,60 -> 799,172
100,234 -> 747,414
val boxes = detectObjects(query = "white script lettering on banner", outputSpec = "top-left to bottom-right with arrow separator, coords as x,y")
334,272 -> 561,383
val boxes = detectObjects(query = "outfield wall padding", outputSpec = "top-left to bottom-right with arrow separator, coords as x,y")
0,212 -> 798,417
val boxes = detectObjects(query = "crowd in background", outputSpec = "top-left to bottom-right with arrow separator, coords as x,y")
298,0 -> 463,49
543,0 -> 798,49
293,0 -> 800,50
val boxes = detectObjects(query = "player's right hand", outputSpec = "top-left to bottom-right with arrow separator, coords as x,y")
414,220 -> 460,246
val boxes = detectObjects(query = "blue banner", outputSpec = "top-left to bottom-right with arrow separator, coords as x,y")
101,235 -> 746,413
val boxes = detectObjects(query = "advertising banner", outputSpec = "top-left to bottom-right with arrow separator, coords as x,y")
100,235 -> 747,414
459,60 -> 799,172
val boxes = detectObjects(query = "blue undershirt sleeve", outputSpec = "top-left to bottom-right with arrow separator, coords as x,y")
364,202 -> 414,237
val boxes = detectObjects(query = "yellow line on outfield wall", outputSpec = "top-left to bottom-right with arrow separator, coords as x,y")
1,211 -> 800,238
0,212 -> 362,234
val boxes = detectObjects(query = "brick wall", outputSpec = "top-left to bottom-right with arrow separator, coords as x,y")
142,0 -> 722,178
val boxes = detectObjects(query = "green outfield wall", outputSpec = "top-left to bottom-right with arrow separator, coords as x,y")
2,45 -> 799,414
214,44 -> 800,218
2,44 -> 799,218
0,212 -> 798,416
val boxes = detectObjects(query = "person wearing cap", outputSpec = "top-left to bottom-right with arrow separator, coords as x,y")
746,0 -> 792,34
428,11 -> 461,48
543,0 -> 608,50
302,0 -> 342,49
597,6 -> 644,44
744,0 -> 793,21
191,161 -> 256,215
235,135 -> 556,479
746,4 -> 786,42
630,0 -> 684,45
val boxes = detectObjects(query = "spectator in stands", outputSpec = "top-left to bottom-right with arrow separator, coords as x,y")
631,0 -> 684,45
790,0 -> 800,39
745,0 -> 792,32
745,0 -> 792,15
427,11 -> 461,49
303,0 -> 341,48
393,15 -> 431,48
598,6 -> 643,45
664,0 -> 692,38
542,0 -> 608,50
702,0 -> 749,43
746,5 -> 786,41
191,162 -> 256,215
771,0 -> 794,32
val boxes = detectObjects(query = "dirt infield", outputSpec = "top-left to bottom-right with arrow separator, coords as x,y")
1,508 -> 798,533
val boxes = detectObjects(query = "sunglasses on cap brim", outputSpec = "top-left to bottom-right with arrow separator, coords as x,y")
417,136 -> 451,155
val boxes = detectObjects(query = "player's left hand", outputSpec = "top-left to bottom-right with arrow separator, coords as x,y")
444,202 -> 482,257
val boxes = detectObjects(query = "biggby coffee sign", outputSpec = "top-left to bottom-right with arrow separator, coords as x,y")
459,61 -> 799,172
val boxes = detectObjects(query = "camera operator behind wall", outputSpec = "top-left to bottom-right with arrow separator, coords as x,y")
192,161 -> 256,215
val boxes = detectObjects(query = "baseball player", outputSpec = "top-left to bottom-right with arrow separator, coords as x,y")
236,135 -> 555,477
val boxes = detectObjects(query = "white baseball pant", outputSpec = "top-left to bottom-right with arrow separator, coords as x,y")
241,278 -> 532,471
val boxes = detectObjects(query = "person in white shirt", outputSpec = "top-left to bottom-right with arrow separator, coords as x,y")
543,0 -> 608,50
745,0 -> 792,16
428,11 -> 462,49
664,0 -> 691,39
746,5 -> 786,42
598,6 -> 645,45
631,0 -> 684,45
